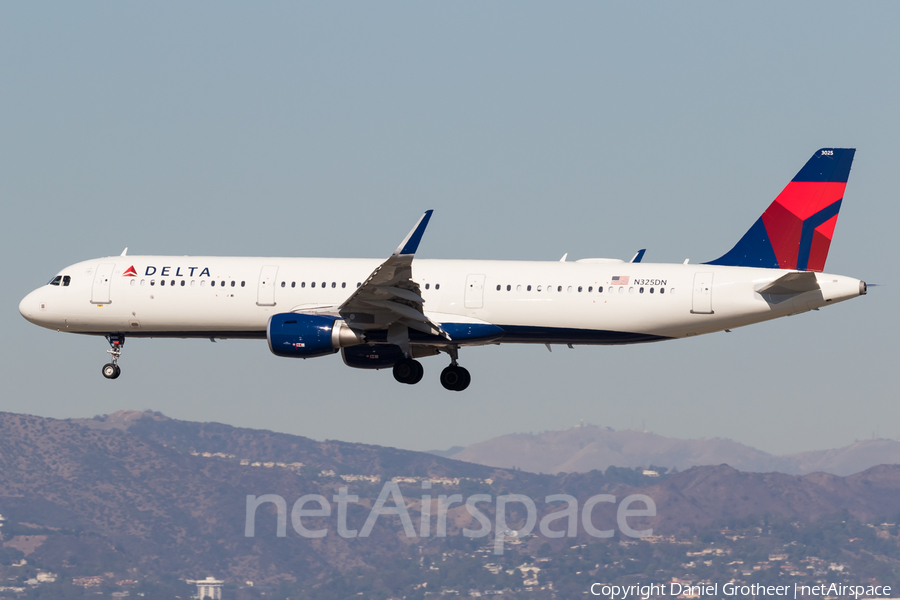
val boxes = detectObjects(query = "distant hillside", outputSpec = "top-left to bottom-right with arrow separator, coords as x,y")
443,425 -> 900,476
1,410 -> 899,596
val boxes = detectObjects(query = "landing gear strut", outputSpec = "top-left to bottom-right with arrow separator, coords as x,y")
440,346 -> 470,391
102,335 -> 124,380
393,358 -> 424,385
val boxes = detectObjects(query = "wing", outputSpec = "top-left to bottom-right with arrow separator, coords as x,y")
338,210 -> 449,339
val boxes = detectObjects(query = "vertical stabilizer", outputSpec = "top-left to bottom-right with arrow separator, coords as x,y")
707,148 -> 855,271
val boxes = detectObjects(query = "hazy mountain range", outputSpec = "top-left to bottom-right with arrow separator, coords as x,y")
435,425 -> 900,476
1,410 -> 899,591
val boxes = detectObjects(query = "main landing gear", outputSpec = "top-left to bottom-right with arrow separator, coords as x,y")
393,358 -> 424,385
439,346 -> 470,392
102,335 -> 124,380
440,365 -> 470,392
391,346 -> 471,391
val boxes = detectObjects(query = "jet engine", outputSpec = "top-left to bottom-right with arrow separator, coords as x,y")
341,344 -> 440,369
267,313 -> 365,358
341,344 -> 406,369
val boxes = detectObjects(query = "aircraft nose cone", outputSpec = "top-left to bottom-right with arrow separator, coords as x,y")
19,291 -> 38,323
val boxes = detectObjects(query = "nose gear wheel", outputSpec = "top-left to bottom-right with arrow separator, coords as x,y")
102,335 -> 125,380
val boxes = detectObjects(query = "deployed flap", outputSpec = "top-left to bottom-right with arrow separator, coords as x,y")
338,211 -> 449,339
756,271 -> 820,295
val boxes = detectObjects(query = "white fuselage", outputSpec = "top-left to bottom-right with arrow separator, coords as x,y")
18,256 -> 864,345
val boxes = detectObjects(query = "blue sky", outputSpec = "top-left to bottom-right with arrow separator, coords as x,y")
2,2 -> 897,456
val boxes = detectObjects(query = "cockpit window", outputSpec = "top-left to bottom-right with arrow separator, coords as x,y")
62,276 -> 71,286
49,276 -> 62,286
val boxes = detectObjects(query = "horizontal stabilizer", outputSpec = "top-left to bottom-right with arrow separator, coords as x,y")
756,271 -> 819,295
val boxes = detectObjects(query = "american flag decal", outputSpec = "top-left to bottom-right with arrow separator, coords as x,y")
611,276 -> 629,285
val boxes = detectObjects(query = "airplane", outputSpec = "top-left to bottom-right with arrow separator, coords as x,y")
19,148 -> 865,391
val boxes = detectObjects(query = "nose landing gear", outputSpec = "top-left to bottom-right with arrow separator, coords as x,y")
102,335 -> 124,380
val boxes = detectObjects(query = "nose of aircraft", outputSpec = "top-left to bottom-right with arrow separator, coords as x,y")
19,290 -> 39,324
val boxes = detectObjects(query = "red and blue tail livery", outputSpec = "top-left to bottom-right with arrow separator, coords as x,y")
708,148 -> 855,272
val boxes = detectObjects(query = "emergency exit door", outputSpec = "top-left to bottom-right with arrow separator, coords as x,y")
257,265 -> 279,306
464,274 -> 486,309
91,263 -> 115,304
691,272 -> 714,314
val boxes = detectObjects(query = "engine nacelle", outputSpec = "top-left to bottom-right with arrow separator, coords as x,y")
341,344 -> 440,369
267,313 -> 365,358
341,344 -> 406,369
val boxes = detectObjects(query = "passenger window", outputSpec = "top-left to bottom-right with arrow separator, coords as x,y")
49,276 -> 62,286
190,280 -> 195,287
231,281 -> 235,287
182,280 -> 187,287
291,282 -> 296,288
496,285 -> 501,291
650,287 -> 654,294
618,287 -> 624,294
660,288 -> 665,294
342,282 -> 346,288
200,280 -> 205,287
357,282 -> 361,287
506,285 -> 511,291
241,281 -> 246,287
558,286 -> 562,292
567,286 -> 573,292
130,279 -> 136,286
629,287 -> 634,293
141,279 -> 146,286
151,280 -> 156,286
221,281 -> 225,287
588,286 -> 592,292
280,281 -> 285,288
321,282 -> 325,288
527,285 -> 532,291
639,287 -> 644,293
425,283 -> 430,290
302,282 -> 306,288
160,280 -> 166,286
435,284 -> 440,290
311,282 -> 316,288
331,282 -> 336,288
63,276 -> 71,286
598,286 -> 603,293
516,285 -> 521,292
537,285 -> 542,292
578,286 -> 582,292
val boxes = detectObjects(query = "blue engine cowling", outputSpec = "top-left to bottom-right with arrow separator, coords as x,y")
341,344 -> 406,369
267,313 -> 365,358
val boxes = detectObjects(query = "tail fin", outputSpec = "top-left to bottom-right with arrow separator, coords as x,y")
706,148 -> 855,272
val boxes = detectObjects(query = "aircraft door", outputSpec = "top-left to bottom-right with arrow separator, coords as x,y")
464,274 -> 485,309
691,272 -> 714,314
257,265 -> 279,306
91,263 -> 115,304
